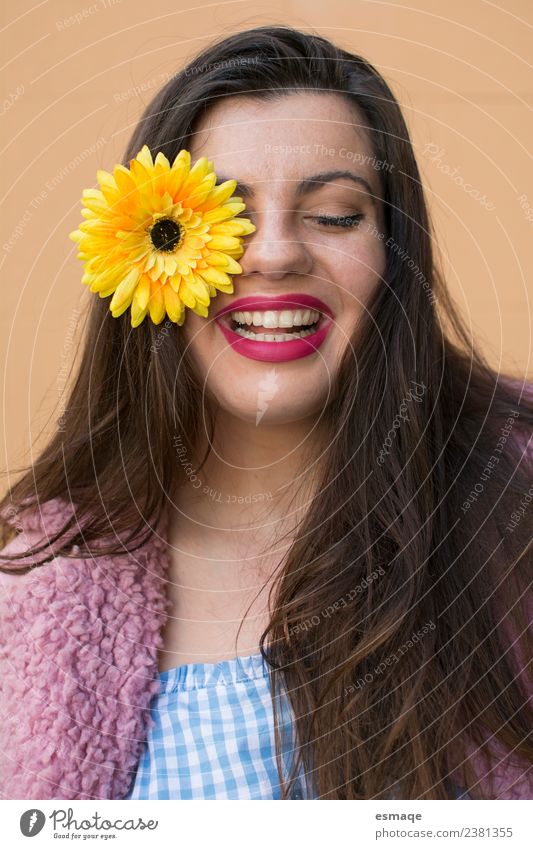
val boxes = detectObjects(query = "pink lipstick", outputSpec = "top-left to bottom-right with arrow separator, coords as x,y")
214,294 -> 334,363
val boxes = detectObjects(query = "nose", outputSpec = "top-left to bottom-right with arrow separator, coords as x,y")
239,206 -> 313,281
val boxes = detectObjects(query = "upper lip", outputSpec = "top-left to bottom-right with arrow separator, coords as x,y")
214,293 -> 334,321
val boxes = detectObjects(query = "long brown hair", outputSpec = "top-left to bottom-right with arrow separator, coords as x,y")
1,25 -> 532,800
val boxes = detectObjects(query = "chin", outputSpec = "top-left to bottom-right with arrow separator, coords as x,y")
213,389 -> 327,426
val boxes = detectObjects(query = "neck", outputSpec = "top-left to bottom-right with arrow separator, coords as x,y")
170,408 -> 324,534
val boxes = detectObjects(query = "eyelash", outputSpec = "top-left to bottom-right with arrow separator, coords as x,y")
311,214 -> 364,228
239,213 -> 365,229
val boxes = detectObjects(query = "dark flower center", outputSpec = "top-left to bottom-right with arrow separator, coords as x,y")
149,218 -> 183,252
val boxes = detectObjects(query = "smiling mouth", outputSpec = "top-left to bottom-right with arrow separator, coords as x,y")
219,308 -> 326,341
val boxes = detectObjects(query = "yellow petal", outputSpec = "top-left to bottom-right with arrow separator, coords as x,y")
182,173 -> 217,207
163,283 -> 185,324
184,234 -> 206,250
154,151 -> 171,170
186,274 -> 211,306
128,243 -> 150,262
186,222 -> 210,236
223,244 -> 245,260
109,267 -> 141,312
208,279 -> 233,294
96,168 -> 115,188
81,189 -> 107,214
147,252 -> 165,281
80,219 -> 119,234
109,299 -> 131,318
130,158 -> 153,192
144,251 -> 156,271
154,164 -> 171,197
84,263 -> 129,293
166,161 -> 189,199
136,145 -> 154,170
178,278 -> 196,308
160,191 -> 177,212
168,273 -> 182,293
209,219 -> 256,236
131,306 -> 148,328
148,280 -> 166,324
233,219 -> 256,236
202,250 -> 228,266
130,274 -> 151,326
192,301 -> 210,318
205,253 -> 242,274
82,267 -> 112,290
206,235 -> 242,251
171,149 -> 190,171
97,170 -> 122,205
164,254 -> 177,276
113,164 -> 137,198
180,157 -> 210,197
178,207 -> 193,223
196,180 -> 237,212
197,265 -> 232,288
202,203 -> 246,224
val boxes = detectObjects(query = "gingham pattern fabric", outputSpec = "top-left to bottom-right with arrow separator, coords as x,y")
125,651 -> 470,800
125,652 -> 306,800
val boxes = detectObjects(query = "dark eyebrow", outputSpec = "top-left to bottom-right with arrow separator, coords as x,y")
216,170 -> 377,204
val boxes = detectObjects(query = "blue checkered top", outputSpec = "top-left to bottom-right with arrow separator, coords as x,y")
124,651 -> 469,800
125,651 -> 307,800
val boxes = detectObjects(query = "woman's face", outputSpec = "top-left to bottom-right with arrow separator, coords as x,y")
183,92 -> 387,425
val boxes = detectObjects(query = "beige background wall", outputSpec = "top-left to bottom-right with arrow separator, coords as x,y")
1,0 -> 532,489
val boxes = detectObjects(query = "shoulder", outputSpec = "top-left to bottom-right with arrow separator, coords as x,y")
0,532 -> 54,598
0,494 -> 170,622
0,495 -> 79,593
0,541 -> 96,642
0,496 -> 117,634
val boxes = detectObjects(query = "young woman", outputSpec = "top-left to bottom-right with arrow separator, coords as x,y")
0,25 -> 532,801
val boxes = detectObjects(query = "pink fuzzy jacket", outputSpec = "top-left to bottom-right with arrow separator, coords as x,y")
0,495 -> 531,800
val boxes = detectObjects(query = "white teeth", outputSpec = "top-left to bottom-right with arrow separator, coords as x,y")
231,308 -> 321,328
278,311 -> 294,328
233,326 -> 318,341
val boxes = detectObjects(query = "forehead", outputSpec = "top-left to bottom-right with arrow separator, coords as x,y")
188,92 -> 379,192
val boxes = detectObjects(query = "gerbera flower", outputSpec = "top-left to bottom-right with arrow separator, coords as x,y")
69,144 -> 256,327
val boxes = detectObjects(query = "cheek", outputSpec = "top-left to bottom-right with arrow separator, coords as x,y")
330,238 -> 386,305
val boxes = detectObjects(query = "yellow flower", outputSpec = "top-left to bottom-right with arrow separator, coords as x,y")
69,145 -> 256,327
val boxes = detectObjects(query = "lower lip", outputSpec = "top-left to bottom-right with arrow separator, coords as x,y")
215,316 -> 333,362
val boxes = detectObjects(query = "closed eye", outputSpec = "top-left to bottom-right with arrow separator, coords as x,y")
310,214 -> 365,228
